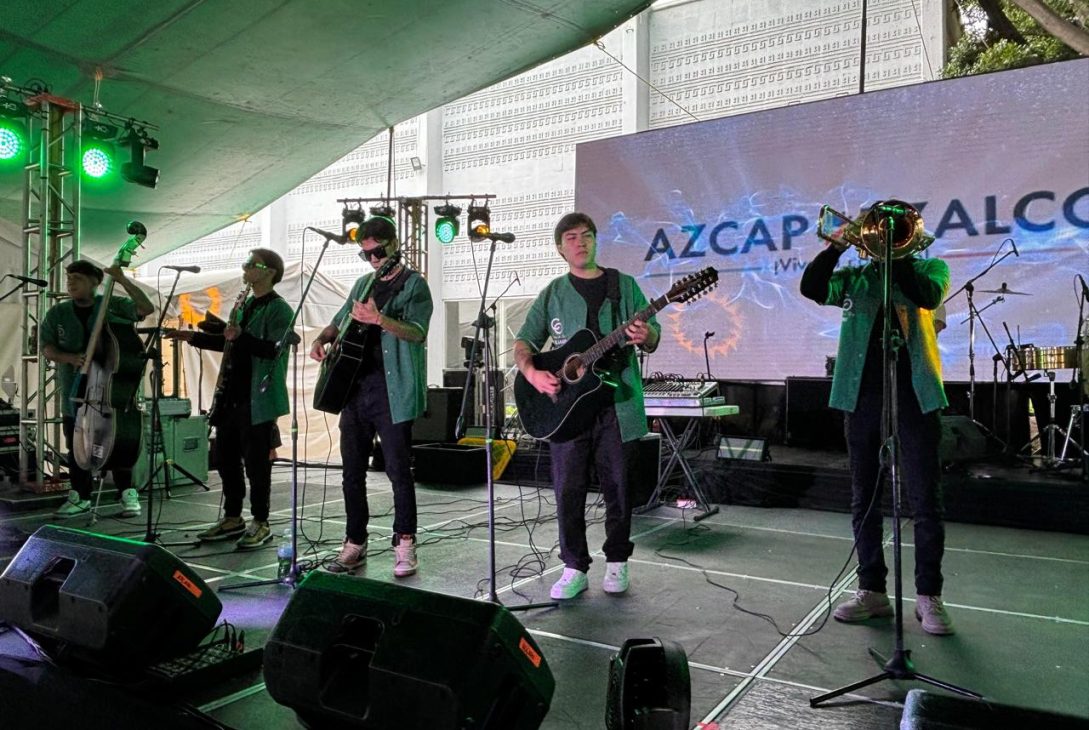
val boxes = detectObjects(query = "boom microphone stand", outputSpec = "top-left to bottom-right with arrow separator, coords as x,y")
811,210 -> 980,707
221,233 -> 331,592
456,231 -> 556,612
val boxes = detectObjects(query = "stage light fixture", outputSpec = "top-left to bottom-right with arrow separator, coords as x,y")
369,204 -> 395,220
433,203 -> 461,244
81,117 -> 120,181
119,124 -> 160,189
342,206 -> 366,242
0,95 -> 27,163
467,202 -> 491,242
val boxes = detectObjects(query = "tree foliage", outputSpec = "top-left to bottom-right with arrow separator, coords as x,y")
942,0 -> 1086,77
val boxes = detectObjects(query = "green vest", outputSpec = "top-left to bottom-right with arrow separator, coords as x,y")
334,269 -> 433,424
516,271 -> 660,443
40,296 -> 140,417
825,258 -> 950,414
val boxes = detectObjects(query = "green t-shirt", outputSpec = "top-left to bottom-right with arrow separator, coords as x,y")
40,296 -> 140,417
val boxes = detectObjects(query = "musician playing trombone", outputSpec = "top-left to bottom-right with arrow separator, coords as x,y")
800,204 -> 955,635
167,249 -> 292,549
514,212 -> 660,600
42,259 -> 155,519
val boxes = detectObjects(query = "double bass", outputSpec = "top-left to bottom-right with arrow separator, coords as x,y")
72,224 -> 148,473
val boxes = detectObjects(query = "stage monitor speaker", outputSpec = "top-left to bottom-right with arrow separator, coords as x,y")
412,387 -> 461,443
717,436 -> 771,461
939,415 -> 988,463
0,525 -> 221,669
605,638 -> 691,730
412,442 -> 487,485
901,689 -> 1089,729
264,571 -> 555,730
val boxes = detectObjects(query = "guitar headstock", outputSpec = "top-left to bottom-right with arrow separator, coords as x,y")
114,220 -> 147,268
665,266 -> 718,305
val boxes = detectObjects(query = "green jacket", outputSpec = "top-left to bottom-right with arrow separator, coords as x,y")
40,296 -> 139,418
516,271 -> 660,443
823,257 -> 950,414
192,292 -> 293,425
334,269 -> 433,424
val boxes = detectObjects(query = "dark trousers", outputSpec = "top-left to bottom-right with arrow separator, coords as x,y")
62,416 -> 131,499
845,383 -> 945,596
340,370 -> 416,544
549,406 -> 634,573
214,404 -> 276,522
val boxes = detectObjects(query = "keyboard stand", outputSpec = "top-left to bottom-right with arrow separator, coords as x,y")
635,404 -> 739,522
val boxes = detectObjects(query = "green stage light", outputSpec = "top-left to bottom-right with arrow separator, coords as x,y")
433,203 -> 461,244
0,124 -> 23,161
81,117 -> 120,182
82,143 -> 114,179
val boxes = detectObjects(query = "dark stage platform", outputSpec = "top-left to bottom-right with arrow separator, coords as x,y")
1,462 -> 1086,729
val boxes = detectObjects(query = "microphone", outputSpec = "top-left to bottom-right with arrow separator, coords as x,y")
7,274 -> 49,287
1009,238 -> 1019,257
705,331 -> 715,338
1079,274 -> 1089,300
163,265 -> 201,273
470,224 -> 516,243
307,226 -> 354,244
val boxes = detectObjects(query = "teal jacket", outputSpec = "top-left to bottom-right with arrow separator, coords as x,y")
192,292 -> 293,425
40,296 -> 139,418
803,247 -> 950,414
334,268 -> 433,424
516,271 -> 660,443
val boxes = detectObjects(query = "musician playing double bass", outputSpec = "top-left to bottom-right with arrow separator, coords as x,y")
41,259 -> 155,518
514,212 -> 660,600
309,216 -> 433,578
167,249 -> 292,549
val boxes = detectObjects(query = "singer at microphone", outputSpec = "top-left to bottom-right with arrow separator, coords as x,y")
165,248 -> 292,546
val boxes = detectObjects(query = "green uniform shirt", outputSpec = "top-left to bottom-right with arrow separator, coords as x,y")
825,258 -> 950,414
516,271 -> 660,443
333,268 -> 433,424
40,296 -> 140,417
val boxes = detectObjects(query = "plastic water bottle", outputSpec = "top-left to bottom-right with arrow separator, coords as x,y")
277,528 -> 294,579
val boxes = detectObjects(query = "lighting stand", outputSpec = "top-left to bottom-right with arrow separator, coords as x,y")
457,233 -> 556,612
811,214 -> 980,707
139,268 -> 208,544
220,236 -> 330,592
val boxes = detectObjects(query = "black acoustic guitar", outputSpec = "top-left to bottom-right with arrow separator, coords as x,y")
514,267 -> 718,441
313,252 -> 402,414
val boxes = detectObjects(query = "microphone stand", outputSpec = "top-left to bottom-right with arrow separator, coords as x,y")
812,215 -> 980,707
220,233 -> 332,592
1058,286 -> 1087,479
456,232 -> 556,612
702,332 -> 714,380
138,269 -> 209,544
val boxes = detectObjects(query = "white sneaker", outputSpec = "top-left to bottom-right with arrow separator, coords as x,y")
118,488 -> 141,517
54,489 -> 91,518
550,567 -> 588,600
393,534 -> 418,578
602,562 -> 630,594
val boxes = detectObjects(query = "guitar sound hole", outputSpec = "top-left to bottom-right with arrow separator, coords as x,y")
561,356 -> 585,383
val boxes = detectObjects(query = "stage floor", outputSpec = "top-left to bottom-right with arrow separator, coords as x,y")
1,467 -> 1087,729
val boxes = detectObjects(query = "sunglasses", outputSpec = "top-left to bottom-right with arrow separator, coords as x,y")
242,260 -> 271,271
358,245 -> 389,262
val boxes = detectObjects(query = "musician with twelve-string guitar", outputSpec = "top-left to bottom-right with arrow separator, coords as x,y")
514,212 -> 660,600
167,249 -> 292,549
309,216 -> 433,577
42,259 -> 155,518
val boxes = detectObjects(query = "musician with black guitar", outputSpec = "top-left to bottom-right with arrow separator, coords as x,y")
167,249 -> 292,549
42,259 -> 154,518
309,216 -> 433,577
514,212 -> 661,600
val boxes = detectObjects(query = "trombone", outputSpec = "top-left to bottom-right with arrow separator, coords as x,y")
817,200 -> 935,261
